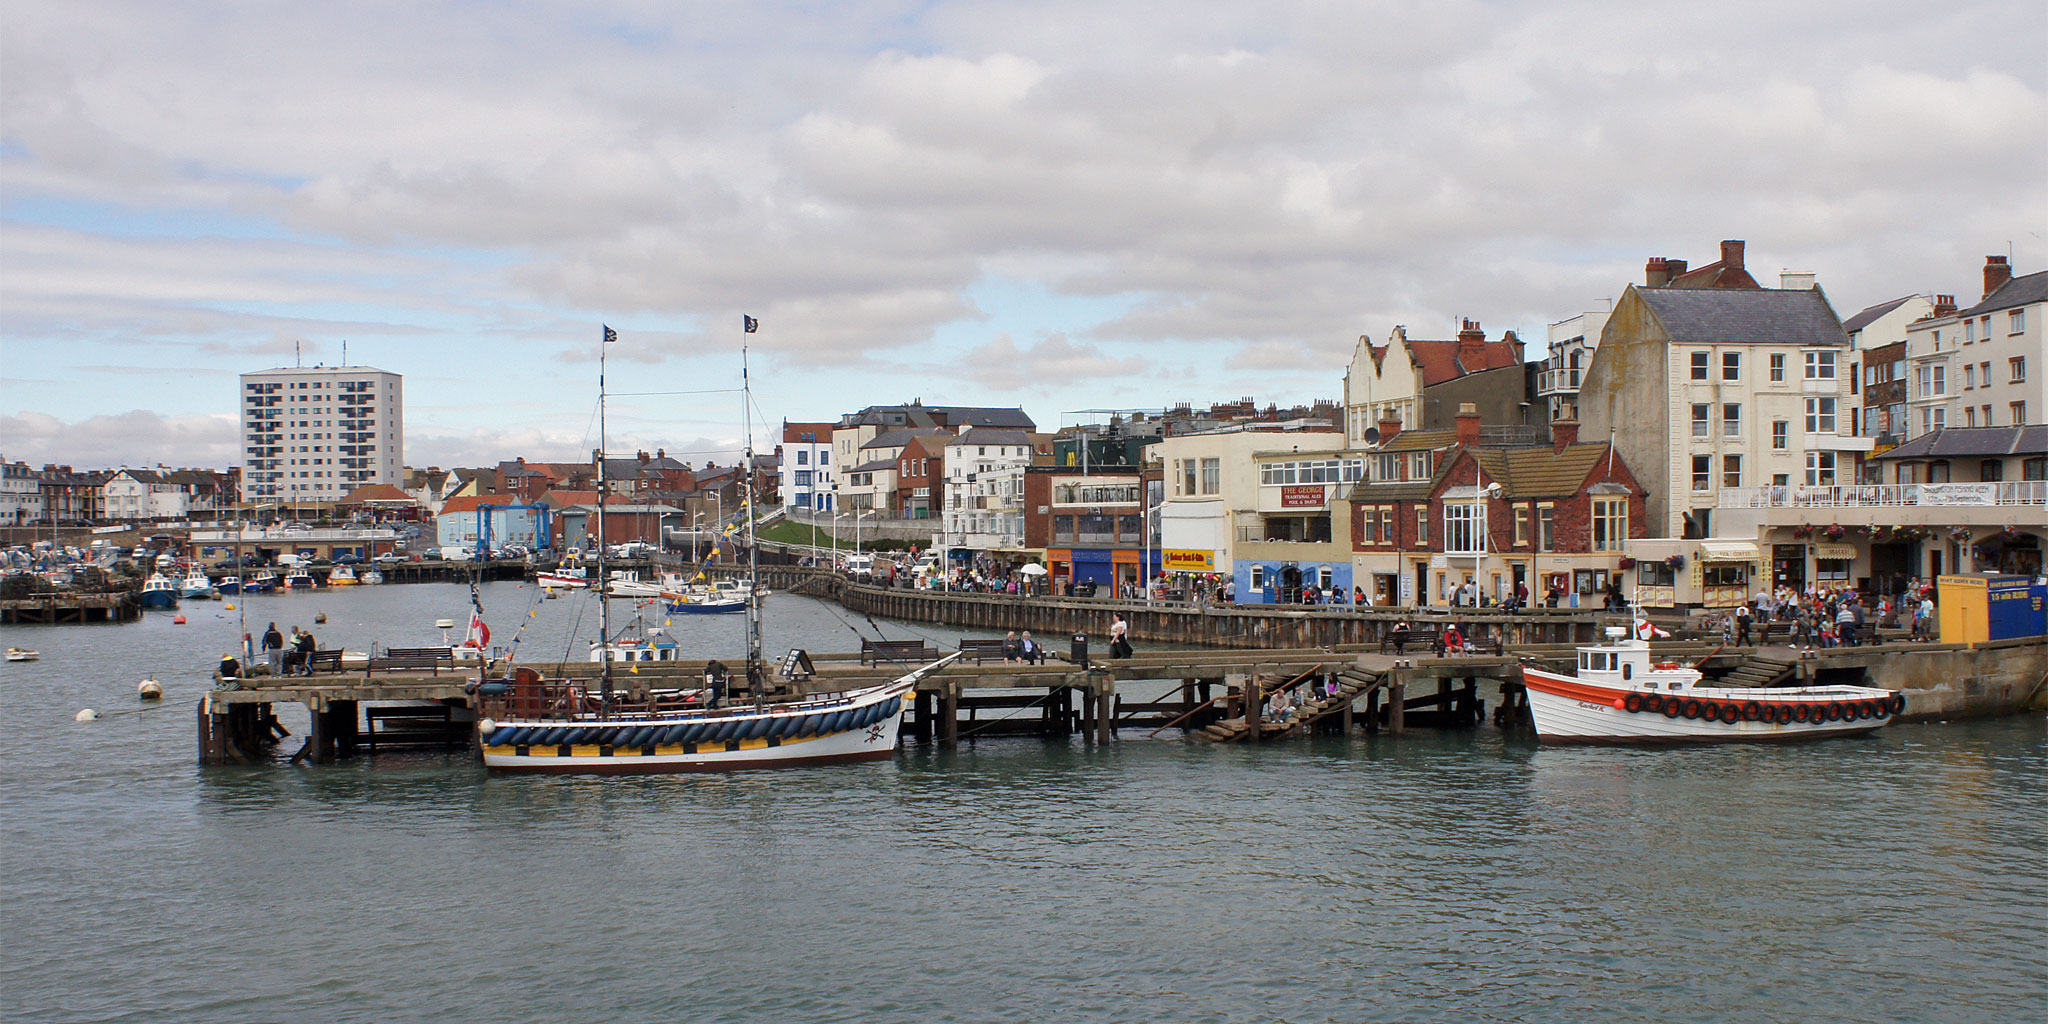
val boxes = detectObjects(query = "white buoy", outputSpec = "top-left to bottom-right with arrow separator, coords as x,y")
435,618 -> 456,629
75,708 -> 99,722
477,718 -> 498,737
138,679 -> 164,700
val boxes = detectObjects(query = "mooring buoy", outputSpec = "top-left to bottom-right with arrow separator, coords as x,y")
138,679 -> 164,700
75,708 -> 99,722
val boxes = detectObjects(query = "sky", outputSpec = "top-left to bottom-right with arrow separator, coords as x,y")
3,0 -> 2044,471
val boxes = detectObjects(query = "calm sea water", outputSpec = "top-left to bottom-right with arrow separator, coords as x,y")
2,583 -> 2043,1023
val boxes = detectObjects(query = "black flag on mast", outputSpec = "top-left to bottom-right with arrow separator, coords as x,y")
602,325 -> 617,343
743,316 -> 758,334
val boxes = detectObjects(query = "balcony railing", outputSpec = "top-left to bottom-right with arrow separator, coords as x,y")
1719,481 -> 2047,508
1537,367 -> 1583,395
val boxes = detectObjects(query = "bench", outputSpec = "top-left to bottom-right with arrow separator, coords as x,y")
957,639 -> 1011,664
1378,626 -> 1443,655
861,638 -> 936,666
306,649 -> 345,674
368,646 -> 457,674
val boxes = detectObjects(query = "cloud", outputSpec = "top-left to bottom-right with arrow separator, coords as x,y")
958,331 -> 1148,392
0,410 -> 239,468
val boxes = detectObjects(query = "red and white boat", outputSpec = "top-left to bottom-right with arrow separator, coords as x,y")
1519,621 -> 1904,745
536,566 -> 590,590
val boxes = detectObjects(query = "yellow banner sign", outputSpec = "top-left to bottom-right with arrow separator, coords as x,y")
1162,549 -> 1214,571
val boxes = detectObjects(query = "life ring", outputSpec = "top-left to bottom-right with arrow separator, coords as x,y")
1623,693 -> 1645,713
1741,701 -> 1764,722
1682,698 -> 1705,720
1718,703 -> 1741,725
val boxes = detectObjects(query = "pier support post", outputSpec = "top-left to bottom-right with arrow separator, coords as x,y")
1246,672 -> 1263,742
914,690 -> 932,741
1340,695 -> 1354,735
1096,680 -> 1113,743
1079,688 -> 1094,741
941,684 -> 959,750
1388,676 -> 1406,735
306,703 -> 334,764
196,699 -> 228,766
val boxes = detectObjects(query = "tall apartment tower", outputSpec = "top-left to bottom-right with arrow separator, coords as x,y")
239,365 -> 404,503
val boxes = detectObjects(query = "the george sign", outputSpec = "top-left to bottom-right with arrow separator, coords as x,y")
1813,543 -> 1856,560
1279,485 -> 1326,508
1162,549 -> 1215,571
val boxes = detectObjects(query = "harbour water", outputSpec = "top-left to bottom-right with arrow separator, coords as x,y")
2,584 -> 2043,1023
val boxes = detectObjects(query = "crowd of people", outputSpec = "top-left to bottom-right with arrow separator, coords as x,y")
1710,579 -> 1939,648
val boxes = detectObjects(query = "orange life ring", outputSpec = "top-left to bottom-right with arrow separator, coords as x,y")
1654,662 -> 1679,670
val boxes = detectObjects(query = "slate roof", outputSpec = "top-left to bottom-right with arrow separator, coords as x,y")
1958,270 -> 2048,318
1842,295 -> 1920,335
849,457 -> 897,473
1375,428 -> 1459,453
1873,426 -> 2048,460
338,484 -> 413,503
861,427 -> 951,451
949,427 -> 1034,447
1636,287 -> 1847,347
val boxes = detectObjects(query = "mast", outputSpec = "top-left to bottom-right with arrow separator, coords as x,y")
597,325 -> 613,718
742,315 -> 764,708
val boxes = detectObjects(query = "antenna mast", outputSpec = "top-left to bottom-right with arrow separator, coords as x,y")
743,315 -> 764,708
597,325 -> 613,718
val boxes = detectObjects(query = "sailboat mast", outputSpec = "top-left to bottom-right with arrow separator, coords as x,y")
597,325 -> 613,718
742,315 -> 764,708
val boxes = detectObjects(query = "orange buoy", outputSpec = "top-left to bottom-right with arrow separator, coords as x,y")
172,614 -> 187,624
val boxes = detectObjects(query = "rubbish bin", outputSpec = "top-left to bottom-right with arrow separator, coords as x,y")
1070,633 -> 1089,668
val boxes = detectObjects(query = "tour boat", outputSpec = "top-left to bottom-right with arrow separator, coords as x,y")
140,574 -> 182,609
4,647 -> 38,662
1519,621 -> 1903,745
245,570 -> 279,592
215,575 -> 243,595
181,570 -> 216,599
328,565 -> 360,586
283,569 -> 316,590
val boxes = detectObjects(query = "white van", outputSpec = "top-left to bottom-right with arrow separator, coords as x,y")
843,554 -> 875,579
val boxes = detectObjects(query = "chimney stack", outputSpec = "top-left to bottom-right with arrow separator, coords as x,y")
1720,239 -> 1746,274
1457,318 -> 1487,366
1551,418 -> 1580,453
1376,411 -> 1402,445
1645,258 -> 1671,287
1455,403 -> 1482,447
1780,271 -> 1816,290
1934,294 -> 1957,317
1984,255 -> 2012,299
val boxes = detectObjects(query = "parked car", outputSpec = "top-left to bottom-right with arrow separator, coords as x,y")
373,553 -> 404,565
334,553 -> 362,564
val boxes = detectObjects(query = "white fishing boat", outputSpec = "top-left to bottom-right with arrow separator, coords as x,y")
4,647 -> 38,662
327,564 -> 359,586
475,319 -> 950,773
1519,619 -> 1904,745
181,570 -> 216,599
360,569 -> 385,585
283,569 -> 316,590
215,575 -> 244,594
537,566 -> 590,589
605,570 -> 664,598
712,578 -> 771,600
246,570 -> 280,592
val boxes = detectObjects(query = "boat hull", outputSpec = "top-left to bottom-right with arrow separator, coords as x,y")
1520,666 -> 1898,745
140,590 -> 180,609
483,687 -> 911,774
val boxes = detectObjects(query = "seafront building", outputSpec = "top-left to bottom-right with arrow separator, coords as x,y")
239,365 -> 404,504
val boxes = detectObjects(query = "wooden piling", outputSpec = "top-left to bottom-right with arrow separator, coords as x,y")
941,684 -> 959,749
1388,675 -> 1406,735
1096,681 -> 1112,743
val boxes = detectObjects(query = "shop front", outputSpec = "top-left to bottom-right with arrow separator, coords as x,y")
1233,558 -> 1354,605
1693,540 -> 1761,608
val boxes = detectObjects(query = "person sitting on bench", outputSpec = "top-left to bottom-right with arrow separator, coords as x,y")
1018,631 -> 1042,665
1390,620 -> 1413,654
1442,624 -> 1468,655
1002,631 -> 1023,663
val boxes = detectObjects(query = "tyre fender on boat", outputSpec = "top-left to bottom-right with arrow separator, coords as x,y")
1623,693 -> 1645,713
1662,699 -> 1684,719
1718,703 -> 1741,724
1772,704 -> 1794,725
1681,698 -> 1705,720
1741,701 -> 1764,722
1791,704 -> 1811,723
1825,702 -> 1845,722
1890,692 -> 1907,716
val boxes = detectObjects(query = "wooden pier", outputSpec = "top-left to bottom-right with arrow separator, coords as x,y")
1,591 -> 141,624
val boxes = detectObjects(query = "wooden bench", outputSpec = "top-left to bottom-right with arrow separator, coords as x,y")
1378,626 -> 1442,655
861,638 -> 936,666
957,639 -> 1011,664
368,646 -> 456,674
306,649 -> 345,674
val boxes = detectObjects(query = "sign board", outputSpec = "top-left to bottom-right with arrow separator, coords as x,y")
1923,483 -> 1997,506
1162,549 -> 1215,571
1400,574 -> 1413,602
1813,544 -> 1856,560
1429,554 -> 1447,569
1279,485 -> 1326,508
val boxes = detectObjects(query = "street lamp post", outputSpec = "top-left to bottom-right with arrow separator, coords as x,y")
857,509 -> 875,561
833,512 -> 847,569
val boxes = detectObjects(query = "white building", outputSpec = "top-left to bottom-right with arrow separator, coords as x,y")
240,365 -> 403,503
1153,425 -> 1346,579
0,460 -> 43,526
778,421 -> 836,512
934,428 -> 1038,553
1536,309 -> 1610,423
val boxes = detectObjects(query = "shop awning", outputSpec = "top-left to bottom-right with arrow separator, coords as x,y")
1695,540 -> 1762,562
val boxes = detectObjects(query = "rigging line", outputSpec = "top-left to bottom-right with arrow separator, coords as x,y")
607,388 -> 744,397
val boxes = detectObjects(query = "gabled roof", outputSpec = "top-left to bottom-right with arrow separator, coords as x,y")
1873,426 -> 2048,460
1842,295 -> 1920,335
1635,287 -> 1847,348
948,427 -> 1033,447
1470,443 -> 1624,499
338,484 -> 413,504
1403,339 -> 1523,387
861,427 -> 951,451
1959,269 -> 2048,318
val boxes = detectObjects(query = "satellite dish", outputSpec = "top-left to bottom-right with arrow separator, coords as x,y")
1364,426 -> 1381,446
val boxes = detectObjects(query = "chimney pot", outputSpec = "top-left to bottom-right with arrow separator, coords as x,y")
1934,294 -> 1957,316
1984,255 -> 2013,299
1645,258 -> 1671,287
1721,239 -> 1746,272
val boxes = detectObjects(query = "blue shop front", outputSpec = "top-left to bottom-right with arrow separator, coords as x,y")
1232,558 -> 1355,605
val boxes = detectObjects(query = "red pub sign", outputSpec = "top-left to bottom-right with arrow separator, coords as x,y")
1279,485 -> 1326,507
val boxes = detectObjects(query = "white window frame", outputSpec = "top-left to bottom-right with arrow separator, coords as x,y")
1442,502 -> 1486,555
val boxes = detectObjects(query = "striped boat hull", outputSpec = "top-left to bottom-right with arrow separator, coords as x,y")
1521,666 -> 1898,745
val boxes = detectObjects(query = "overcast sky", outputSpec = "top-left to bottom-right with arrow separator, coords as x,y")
3,0 -> 2043,470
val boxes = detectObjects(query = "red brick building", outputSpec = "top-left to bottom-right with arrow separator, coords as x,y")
895,435 -> 946,519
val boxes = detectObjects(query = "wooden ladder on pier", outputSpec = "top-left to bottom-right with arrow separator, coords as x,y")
1195,665 -> 1385,743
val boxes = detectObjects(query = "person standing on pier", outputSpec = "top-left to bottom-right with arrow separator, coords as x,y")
262,622 -> 283,676
292,626 -> 316,676
1109,613 -> 1132,659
